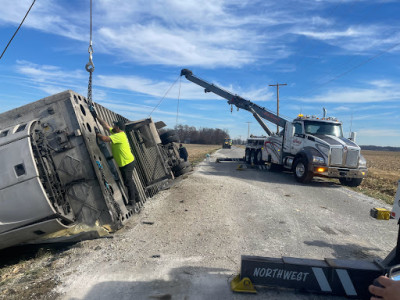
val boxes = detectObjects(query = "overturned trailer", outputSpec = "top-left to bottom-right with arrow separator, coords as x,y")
0,90 -> 188,250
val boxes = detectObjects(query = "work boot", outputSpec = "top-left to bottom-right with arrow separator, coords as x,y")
134,203 -> 141,214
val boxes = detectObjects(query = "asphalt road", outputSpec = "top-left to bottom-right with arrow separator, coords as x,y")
55,146 -> 398,300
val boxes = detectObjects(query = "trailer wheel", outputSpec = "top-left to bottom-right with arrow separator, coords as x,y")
245,149 -> 251,164
339,178 -> 363,187
293,158 -> 313,183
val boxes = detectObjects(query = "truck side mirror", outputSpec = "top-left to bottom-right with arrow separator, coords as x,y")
349,132 -> 357,142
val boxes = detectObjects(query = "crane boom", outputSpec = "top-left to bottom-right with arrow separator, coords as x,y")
180,69 -> 288,130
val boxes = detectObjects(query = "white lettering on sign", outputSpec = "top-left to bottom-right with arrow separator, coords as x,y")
253,268 -> 310,282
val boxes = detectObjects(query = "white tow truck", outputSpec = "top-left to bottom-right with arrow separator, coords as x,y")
181,69 -> 367,186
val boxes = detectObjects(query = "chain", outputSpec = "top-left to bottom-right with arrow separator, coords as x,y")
85,0 -> 94,103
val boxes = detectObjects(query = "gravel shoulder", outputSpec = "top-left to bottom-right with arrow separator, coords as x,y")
1,147 -> 397,300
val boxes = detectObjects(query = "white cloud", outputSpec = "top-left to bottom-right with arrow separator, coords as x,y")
358,129 -> 400,137
98,100 -> 225,123
296,87 -> 400,104
13,60 -> 87,95
294,24 -> 400,53
0,1 -> 88,41
2,0 -> 398,68
367,79 -> 396,88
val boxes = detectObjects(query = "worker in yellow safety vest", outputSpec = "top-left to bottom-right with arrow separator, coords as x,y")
90,106 -> 140,212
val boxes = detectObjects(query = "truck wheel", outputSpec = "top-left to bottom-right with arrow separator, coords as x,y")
172,161 -> 190,173
245,149 -> 251,164
162,135 -> 179,145
174,166 -> 192,177
339,178 -> 363,187
255,150 -> 262,165
160,131 -> 176,141
293,158 -> 313,183
250,150 -> 256,165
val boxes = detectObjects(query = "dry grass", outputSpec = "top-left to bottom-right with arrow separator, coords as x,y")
354,150 -> 400,204
184,144 -> 221,165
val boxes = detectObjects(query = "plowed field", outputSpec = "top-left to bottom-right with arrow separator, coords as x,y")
358,150 -> 400,204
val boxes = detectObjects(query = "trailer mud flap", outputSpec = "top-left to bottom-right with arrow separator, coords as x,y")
239,255 -> 384,299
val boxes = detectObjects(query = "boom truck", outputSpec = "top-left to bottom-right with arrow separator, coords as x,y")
180,69 -> 367,186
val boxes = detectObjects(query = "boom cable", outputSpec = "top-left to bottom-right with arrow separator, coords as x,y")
148,75 -> 180,117
176,76 -> 182,126
0,0 -> 36,61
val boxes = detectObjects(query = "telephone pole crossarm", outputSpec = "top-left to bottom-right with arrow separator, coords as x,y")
269,83 -> 287,134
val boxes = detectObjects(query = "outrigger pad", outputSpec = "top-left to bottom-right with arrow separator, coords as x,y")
230,275 -> 257,293
240,255 -> 384,299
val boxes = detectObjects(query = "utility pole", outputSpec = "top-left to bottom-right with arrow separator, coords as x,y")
246,122 -> 252,138
269,83 -> 287,134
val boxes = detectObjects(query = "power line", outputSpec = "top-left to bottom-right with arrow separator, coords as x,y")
0,0 -> 36,61
302,40 -> 400,97
282,0 -> 359,84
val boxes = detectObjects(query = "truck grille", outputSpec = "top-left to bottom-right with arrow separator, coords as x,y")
330,148 -> 343,166
330,147 -> 359,168
345,149 -> 359,168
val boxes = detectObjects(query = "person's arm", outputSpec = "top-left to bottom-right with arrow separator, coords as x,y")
96,133 -> 111,142
369,276 -> 400,300
94,127 -> 112,143
97,117 -> 111,132
89,105 -> 111,132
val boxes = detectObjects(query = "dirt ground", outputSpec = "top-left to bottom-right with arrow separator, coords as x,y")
0,146 -> 397,300
0,144 -> 221,300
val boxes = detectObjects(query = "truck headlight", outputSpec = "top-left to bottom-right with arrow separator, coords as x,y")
312,156 -> 325,165
358,155 -> 367,168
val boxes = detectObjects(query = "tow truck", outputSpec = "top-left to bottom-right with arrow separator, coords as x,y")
223,138 -> 233,149
180,69 -> 367,186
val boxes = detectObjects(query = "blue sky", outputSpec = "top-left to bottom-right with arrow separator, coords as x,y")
1,0 -> 400,146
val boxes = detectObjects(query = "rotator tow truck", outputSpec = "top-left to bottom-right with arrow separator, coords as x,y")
180,69 -> 367,187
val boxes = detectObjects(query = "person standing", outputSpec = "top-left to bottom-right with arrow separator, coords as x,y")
179,143 -> 188,162
90,106 -> 140,212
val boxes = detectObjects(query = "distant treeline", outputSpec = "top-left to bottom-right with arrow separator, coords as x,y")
361,145 -> 400,152
162,124 -> 229,144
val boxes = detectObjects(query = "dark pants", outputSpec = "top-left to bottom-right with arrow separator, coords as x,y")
119,161 -> 138,203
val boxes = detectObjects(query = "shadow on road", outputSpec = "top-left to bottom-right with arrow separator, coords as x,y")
304,240 -> 383,260
71,265 -> 344,300
198,161 -> 342,189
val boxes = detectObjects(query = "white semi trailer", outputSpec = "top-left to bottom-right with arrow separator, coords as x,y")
0,90 -> 188,250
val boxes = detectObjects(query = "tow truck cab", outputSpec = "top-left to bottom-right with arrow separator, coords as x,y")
281,115 -> 367,185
